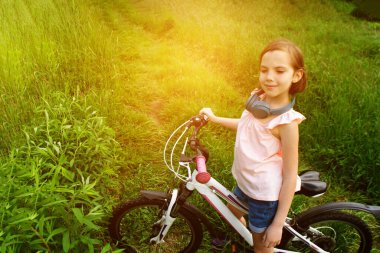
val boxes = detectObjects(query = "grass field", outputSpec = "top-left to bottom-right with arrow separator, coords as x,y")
0,0 -> 379,252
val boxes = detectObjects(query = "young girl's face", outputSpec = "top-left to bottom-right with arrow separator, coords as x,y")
259,50 -> 302,99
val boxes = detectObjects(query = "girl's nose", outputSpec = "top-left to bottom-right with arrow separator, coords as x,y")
266,70 -> 274,81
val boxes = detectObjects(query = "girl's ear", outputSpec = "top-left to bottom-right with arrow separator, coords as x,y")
292,69 -> 304,83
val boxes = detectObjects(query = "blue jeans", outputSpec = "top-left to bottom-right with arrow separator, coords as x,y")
233,186 -> 278,233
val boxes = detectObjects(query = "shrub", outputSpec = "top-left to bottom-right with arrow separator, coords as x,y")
0,92 -> 124,252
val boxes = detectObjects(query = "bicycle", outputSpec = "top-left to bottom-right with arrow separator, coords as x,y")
109,115 -> 380,252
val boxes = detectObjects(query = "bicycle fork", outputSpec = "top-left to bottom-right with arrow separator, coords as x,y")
149,182 -> 194,244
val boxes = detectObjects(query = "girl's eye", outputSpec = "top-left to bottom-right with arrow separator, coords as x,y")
260,69 -> 267,73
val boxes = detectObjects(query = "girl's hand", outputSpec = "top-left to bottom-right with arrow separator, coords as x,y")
262,223 -> 283,248
199,108 -> 216,122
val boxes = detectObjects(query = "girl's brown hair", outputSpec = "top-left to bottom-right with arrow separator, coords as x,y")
259,39 -> 307,95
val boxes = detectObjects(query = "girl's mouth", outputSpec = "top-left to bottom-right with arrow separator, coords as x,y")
265,85 -> 277,90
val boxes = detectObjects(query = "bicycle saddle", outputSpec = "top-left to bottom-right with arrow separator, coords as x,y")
296,170 -> 327,197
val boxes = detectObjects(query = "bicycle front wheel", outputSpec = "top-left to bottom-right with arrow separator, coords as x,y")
109,197 -> 203,253
281,211 -> 372,253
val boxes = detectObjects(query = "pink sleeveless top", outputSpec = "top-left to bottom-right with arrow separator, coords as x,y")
232,109 -> 305,201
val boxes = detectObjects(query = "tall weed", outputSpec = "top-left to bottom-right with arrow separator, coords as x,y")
0,0 -> 120,151
0,92 -> 124,252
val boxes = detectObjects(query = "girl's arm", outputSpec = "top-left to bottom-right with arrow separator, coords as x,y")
199,108 -> 240,130
263,121 -> 299,248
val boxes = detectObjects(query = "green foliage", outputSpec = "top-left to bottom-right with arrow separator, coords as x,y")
0,0 -> 121,151
0,0 -> 379,251
0,93 -> 124,252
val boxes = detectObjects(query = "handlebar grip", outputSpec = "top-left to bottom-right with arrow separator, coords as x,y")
195,155 -> 211,184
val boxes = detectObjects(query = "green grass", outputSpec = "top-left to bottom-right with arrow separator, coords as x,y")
0,0 -> 379,251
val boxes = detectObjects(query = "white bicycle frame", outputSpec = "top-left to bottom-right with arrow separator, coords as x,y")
161,118 -> 329,253
189,167 -> 328,253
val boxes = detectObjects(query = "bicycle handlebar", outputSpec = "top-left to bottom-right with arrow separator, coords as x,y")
186,115 -> 212,183
187,115 -> 209,162
195,155 -> 211,183
187,115 -> 208,131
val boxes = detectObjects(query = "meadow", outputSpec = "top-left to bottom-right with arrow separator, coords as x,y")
0,0 -> 379,252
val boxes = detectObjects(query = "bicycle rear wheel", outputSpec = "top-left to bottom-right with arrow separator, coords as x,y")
281,211 -> 372,253
109,197 -> 203,253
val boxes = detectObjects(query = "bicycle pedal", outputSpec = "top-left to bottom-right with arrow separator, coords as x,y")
211,238 -> 230,251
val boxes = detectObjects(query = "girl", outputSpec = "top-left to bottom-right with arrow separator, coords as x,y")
200,39 -> 307,253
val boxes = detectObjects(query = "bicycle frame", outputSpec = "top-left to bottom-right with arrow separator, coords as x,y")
187,167 -> 329,253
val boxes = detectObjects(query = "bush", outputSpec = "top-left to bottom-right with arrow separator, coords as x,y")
0,92 -> 124,252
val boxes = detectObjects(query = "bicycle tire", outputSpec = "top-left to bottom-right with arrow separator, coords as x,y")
109,197 -> 203,253
280,211 -> 372,253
